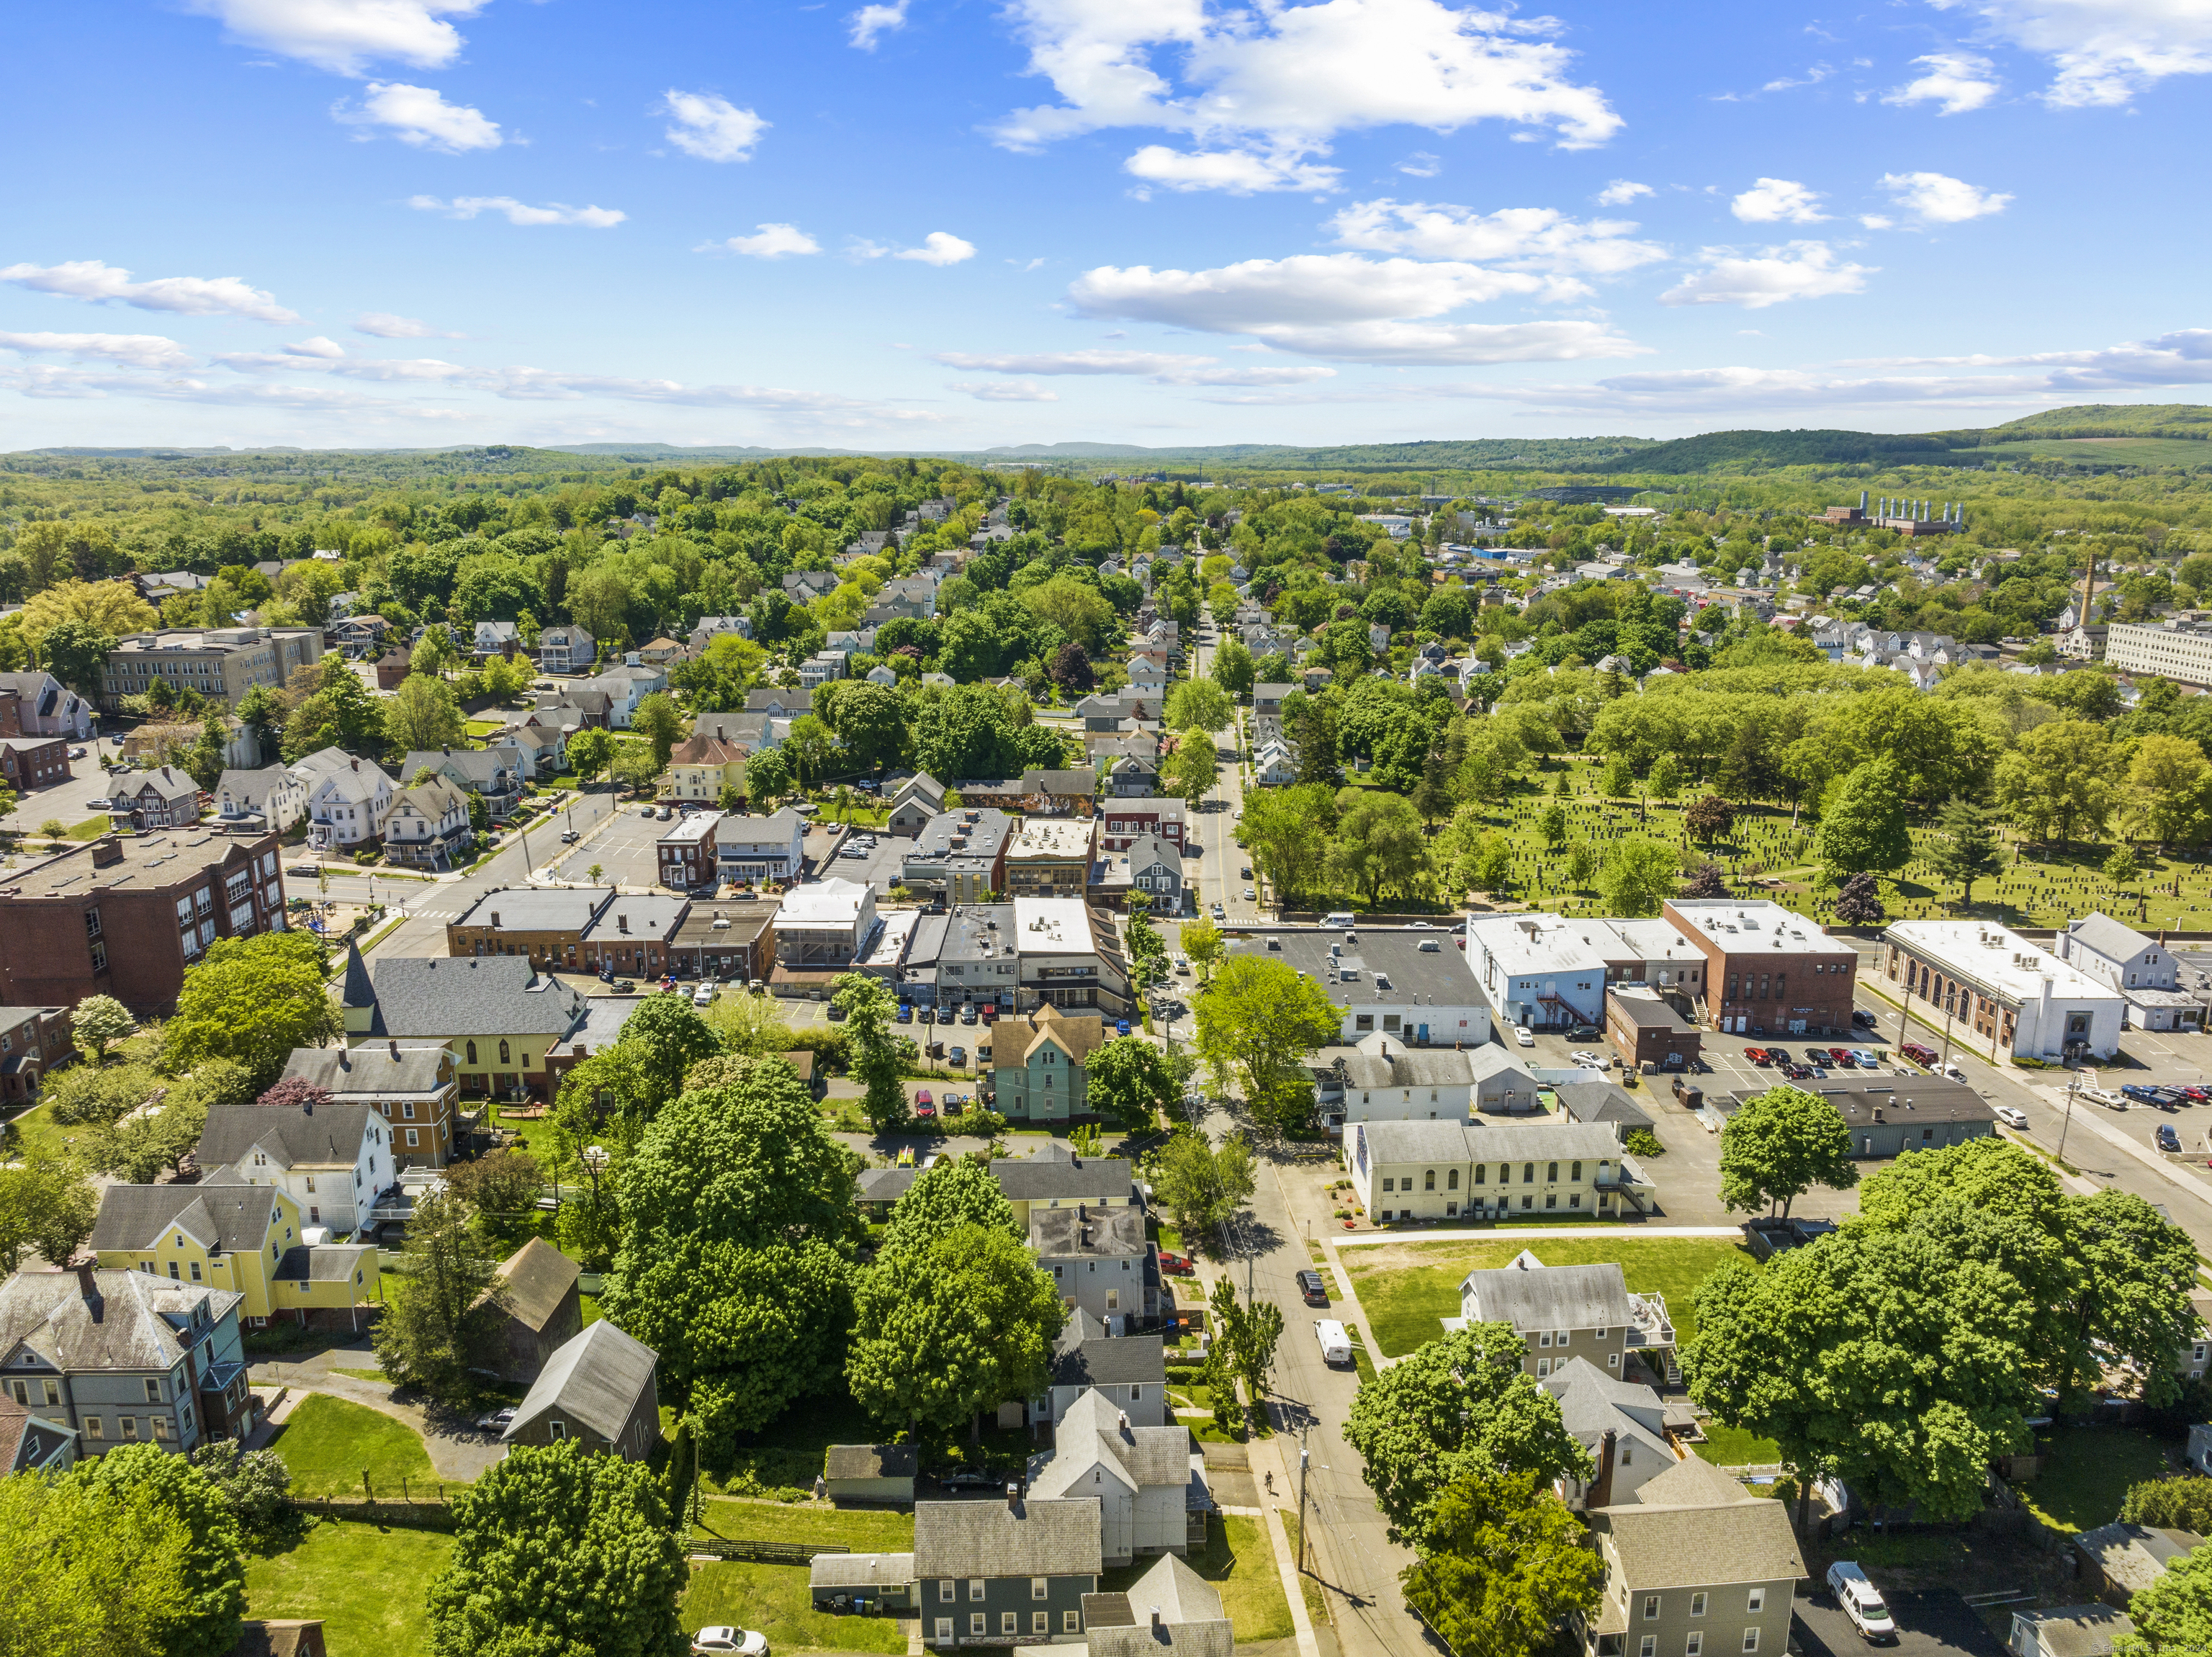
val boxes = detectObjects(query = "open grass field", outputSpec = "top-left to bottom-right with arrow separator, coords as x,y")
0,1095 -> 68,1164
696,1501 -> 917,1551
1099,1515 -> 1292,1643
680,1561 -> 911,1653
271,1393 -> 440,1499
2018,1425 -> 2174,1534
1698,1422 -> 1784,1468
245,1519 -> 451,1657
1341,1235 -> 1758,1358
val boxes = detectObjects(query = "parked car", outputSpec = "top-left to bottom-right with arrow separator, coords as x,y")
1780,1063 -> 1812,1080
1852,1008 -> 1876,1028
1745,1047 -> 1771,1065
1295,1269 -> 1329,1307
826,1001 -> 848,1021
948,1046 -> 966,1067
67,746 -> 85,759
1766,1047 -> 1793,1064
936,1469 -> 1001,1491
1242,887 -> 1256,900
691,984 -> 714,1007
2123,1083 -> 2167,1103
640,805 -> 656,817
693,1627 -> 770,1656
1240,866 -> 1252,879
2179,1085 -> 2211,1103
1825,1562 -> 1896,1643
1850,1048 -> 1880,1067
961,1007 -> 978,1025
895,1005 -> 912,1023
1900,1042 -> 1939,1066
1159,1252 -> 1195,1275
560,828 -> 580,843
1994,1105 -> 2028,1130
914,1090 -> 932,1107
1568,1051 -> 1607,1069
1826,1048 -> 1855,1067
474,1407 -> 516,1433
2158,1123 -> 2183,1152
1116,1020 -> 1132,1036
1514,1026 -> 1535,1047
1314,1319 -> 1353,1367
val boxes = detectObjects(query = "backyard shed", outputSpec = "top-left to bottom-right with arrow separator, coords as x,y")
824,1442 -> 918,1505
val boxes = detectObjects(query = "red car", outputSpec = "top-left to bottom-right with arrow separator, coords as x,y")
1826,1048 -> 1855,1067
1158,1252 -> 1194,1275
1746,1047 -> 1772,1065
1900,1043 -> 1940,1067
915,1090 -> 932,1106
2180,1085 -> 2211,1103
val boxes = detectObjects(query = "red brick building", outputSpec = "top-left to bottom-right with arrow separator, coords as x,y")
0,1005 -> 75,1103
1098,795 -> 1186,852
0,735 -> 70,793
0,829 -> 287,1015
1661,898 -> 1860,1038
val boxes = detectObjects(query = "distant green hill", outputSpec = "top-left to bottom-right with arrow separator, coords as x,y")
1582,427 -> 1976,474
1974,404 -> 2212,443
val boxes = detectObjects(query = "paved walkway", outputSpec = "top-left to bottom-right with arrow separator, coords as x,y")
250,1348 -> 507,1481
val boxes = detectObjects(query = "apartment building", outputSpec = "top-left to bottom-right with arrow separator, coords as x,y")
0,669 -> 95,740
0,830 -> 285,1015
1347,1119 -> 1653,1223
536,625 -> 596,675
99,627 -> 324,710
1004,818 -> 1097,899
2105,620 -> 2212,688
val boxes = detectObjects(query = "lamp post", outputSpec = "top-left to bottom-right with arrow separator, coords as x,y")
2058,1057 -> 2081,1166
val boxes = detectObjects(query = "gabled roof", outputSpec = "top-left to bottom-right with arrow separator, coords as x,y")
914,1498 -> 1105,1579
1461,1258 -> 1637,1332
1051,1308 -> 1166,1388
199,1100 -> 381,1172
2067,912 -> 2157,963
401,747 -> 516,789
1545,1357 -> 1671,1462
1028,1386 -> 1192,1497
505,1318 -> 657,1442
1030,1204 -> 1146,1259
358,956 -> 591,1040
1593,1455 -> 1804,1590
487,1236 -> 580,1334
216,765 -> 296,807
990,1146 -> 1133,1201
824,1443 -> 917,1481
1084,1555 -> 1233,1657
89,1175 -> 284,1257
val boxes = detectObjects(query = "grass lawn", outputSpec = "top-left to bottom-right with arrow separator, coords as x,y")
1278,1510 -> 1330,1628
271,1393 -> 440,1499
1341,1236 -> 1758,1358
2018,1426 -> 2174,1535
680,1561 -> 908,1654
1699,1422 -> 1783,1467
697,1388 -> 884,1497
1099,1515 -> 1291,1643
0,1095 -> 68,1163
696,1501 -> 917,1551
65,814 -> 114,840
246,1519 -> 451,1657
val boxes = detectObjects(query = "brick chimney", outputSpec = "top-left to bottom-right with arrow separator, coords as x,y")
73,1261 -> 103,1321
1004,1481 -> 1021,1512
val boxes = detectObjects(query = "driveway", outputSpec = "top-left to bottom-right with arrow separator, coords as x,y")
1793,1588 -> 2008,1657
248,1344 -> 510,1481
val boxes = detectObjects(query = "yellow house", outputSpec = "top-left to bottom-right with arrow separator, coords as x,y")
89,1175 -> 382,1330
667,732 -> 749,802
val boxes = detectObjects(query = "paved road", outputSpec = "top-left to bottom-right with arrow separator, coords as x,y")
360,789 -> 621,961
1,735 -> 127,834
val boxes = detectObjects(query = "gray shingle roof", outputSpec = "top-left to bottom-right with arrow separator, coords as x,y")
274,1243 -> 374,1283
1051,1310 -> 1166,1389
1555,1082 -> 1655,1134
89,1176 -> 284,1256
360,956 -> 591,1039
2010,1606 -> 2133,1657
489,1237 -> 580,1333
824,1444 -> 917,1481
0,1268 -> 238,1375
992,1152 -> 1135,1203
1594,1455 -> 1805,1591
1084,1556 -> 1232,1657
811,1553 -> 917,1590
2067,912 -> 2154,963
199,1100 -> 380,1172
451,886 -> 615,934
1030,1205 -> 1146,1259
281,1043 -> 449,1100
1461,1259 -> 1637,1332
1029,1388 -> 1192,1496
913,1498 -> 1105,1579
505,1318 -> 657,1444
1544,1357 -> 1671,1463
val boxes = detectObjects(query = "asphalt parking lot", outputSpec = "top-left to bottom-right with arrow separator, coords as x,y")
1793,1587 -> 2007,1657
825,827 -> 907,894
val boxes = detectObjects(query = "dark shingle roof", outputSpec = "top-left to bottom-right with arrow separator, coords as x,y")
361,956 -> 590,1039
824,1444 -> 918,1481
274,1244 -> 374,1283
281,1044 -> 449,1100
1051,1310 -> 1166,1389
0,1269 -> 237,1375
914,1498 -> 1105,1579
991,1153 -> 1136,1203
89,1177 -> 283,1256
199,1101 -> 379,1172
490,1237 -> 580,1334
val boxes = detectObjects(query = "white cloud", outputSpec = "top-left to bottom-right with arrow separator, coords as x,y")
660,91 -> 768,162
284,336 -> 346,357
1326,199 -> 1666,284
991,0 -> 1622,194
0,331 -> 195,369
1883,51 -> 2002,113
931,348 -> 1335,384
1398,152 -> 1442,177
849,0 -> 909,49
0,259 -> 299,322
1879,169 -> 2013,222
719,224 -> 822,259
1924,0 -> 2212,106
895,232 -> 977,265
1730,177 -> 1828,223
408,196 -> 626,227
1596,179 -> 1652,205
181,0 -> 483,76
335,82 -> 502,151
354,311 -> 459,338
1124,146 -> 1340,194
953,380 -> 1061,401
1658,241 -> 1874,307
1858,213 -> 1897,229
1066,252 -> 1644,363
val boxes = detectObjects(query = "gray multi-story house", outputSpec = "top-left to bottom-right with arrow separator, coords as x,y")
0,1265 -> 249,1454
536,625 -> 595,675
1459,1250 -> 1676,1385
1032,1205 -> 1160,1324
400,746 -> 523,821
1026,1388 -> 1208,1564
917,1495 -> 1104,1648
1583,1456 -> 1804,1657
1037,1308 -> 1166,1428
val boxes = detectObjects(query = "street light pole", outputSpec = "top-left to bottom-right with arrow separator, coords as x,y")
2058,1059 -> 2080,1166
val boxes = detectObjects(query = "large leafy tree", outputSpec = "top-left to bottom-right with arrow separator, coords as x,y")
1164,677 -> 1232,733
846,1221 -> 1066,1436
0,1162 -> 99,1272
1994,719 -> 2117,847
817,680 -> 909,773
69,993 -> 135,1063
1815,759 -> 1912,876
1718,1086 -> 1859,1218
1151,1129 -> 1255,1236
833,973 -> 907,1131
384,672 -> 469,756
1239,782 -> 1333,904
1344,1322 -> 1591,1548
2123,1545 -> 2212,1656
1595,837 -> 1680,918
1401,1470 -> 1604,1657
36,616 -> 118,696
66,1442 -> 246,1657
609,992 -> 726,1111
428,1440 -> 688,1657
632,691 -> 687,773
883,1158 -> 1020,1252
1087,1036 -> 1181,1133
0,1467 -> 194,1652
1212,637 -> 1255,696
162,931 -> 339,1092
1178,914 -> 1225,984
1194,955 -> 1341,1118
600,1062 -> 860,1451
1161,731 -> 1218,809
1328,788 -> 1429,905
372,1190 -> 507,1403
1926,796 -> 2005,906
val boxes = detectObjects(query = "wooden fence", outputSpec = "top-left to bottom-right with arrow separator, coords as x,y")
685,1539 -> 851,1564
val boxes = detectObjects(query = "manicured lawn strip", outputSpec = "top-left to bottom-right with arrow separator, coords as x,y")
1698,1422 -> 1783,1467
2018,1426 -> 2172,1535
1341,1236 -> 1758,1358
1279,1510 -> 1331,1628
680,1561 -> 909,1653
245,1519 -> 451,1657
1,1096 -> 68,1163
1098,1515 -> 1290,1643
695,1501 -> 917,1551
272,1393 -> 440,1499
66,815 -> 114,840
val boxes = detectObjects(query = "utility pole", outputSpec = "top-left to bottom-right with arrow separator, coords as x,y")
2059,1058 -> 2081,1165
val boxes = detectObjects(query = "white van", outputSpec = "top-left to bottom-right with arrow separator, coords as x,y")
1315,1320 -> 1352,1368
1323,912 -> 1356,930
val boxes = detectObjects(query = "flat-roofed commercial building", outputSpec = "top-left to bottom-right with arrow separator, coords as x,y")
100,627 -> 324,710
1230,927 -> 1492,1046
2106,620 -> 2212,688
1881,920 -> 2123,1060
1663,899 -> 1859,1037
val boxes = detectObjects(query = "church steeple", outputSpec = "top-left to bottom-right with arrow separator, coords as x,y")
341,938 -> 382,1039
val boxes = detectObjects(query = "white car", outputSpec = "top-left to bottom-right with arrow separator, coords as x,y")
1514,1026 -> 1535,1048
1825,1562 -> 1895,1643
1569,1051 -> 1608,1069
691,984 -> 715,1007
692,1631 -> 770,1657
1242,887 -> 1256,900
1994,1105 -> 2028,1131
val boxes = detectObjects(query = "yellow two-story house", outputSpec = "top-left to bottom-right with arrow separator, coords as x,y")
89,1174 -> 382,1332
666,732 -> 749,802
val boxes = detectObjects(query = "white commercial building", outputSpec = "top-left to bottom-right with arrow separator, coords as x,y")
2105,621 -> 2212,688
1880,920 -> 2125,1061
1228,928 -> 1493,1046
1464,913 -> 1714,1033
2056,913 -> 2205,1033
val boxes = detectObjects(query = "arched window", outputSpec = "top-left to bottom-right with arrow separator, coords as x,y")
466,1040 -> 477,1065
499,1039 -> 511,1064
1447,1169 -> 1460,1190
1473,1165 -> 1487,1185
1424,1169 -> 1436,1190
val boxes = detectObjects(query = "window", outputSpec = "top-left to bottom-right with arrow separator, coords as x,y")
1644,1597 -> 1661,1622
1571,1161 -> 1583,1181
1473,1164 -> 1486,1185
91,941 -> 107,974
190,1262 -> 202,1282
1032,1578 -> 1049,1601
84,1416 -> 103,1440
153,1415 -> 174,1441
407,1129 -> 419,1147
1002,1615 -> 1017,1635
85,907 -> 102,940
1381,1177 -> 1394,1193
1064,1612 -> 1081,1634
936,1620 -> 954,1643
1743,1633 -> 1759,1653
1033,1614 -> 1050,1635
1691,1594 -> 1707,1618
1130,1386 -> 1142,1403
969,1581 -> 986,1602
1594,1327 -> 1608,1340
1641,1640 -> 1657,1657
1522,1162 -> 1534,1182
1536,1357 -> 1550,1377
549,1420 -> 566,1440
940,1582 -> 955,1604
500,1039 -> 511,1064
1608,1353 -> 1620,1370
467,1041 -> 478,1065
970,1617 -> 986,1638
1539,1332 -> 1552,1347
4,1380 -> 21,1406
145,1378 -> 163,1403
1424,1169 -> 1435,1190
120,1416 -> 139,1441
1547,1161 -> 1559,1182
1447,1169 -> 1459,1189
1745,1590 -> 1764,1615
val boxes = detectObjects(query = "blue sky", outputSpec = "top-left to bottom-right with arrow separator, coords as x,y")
4,0 -> 2210,450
